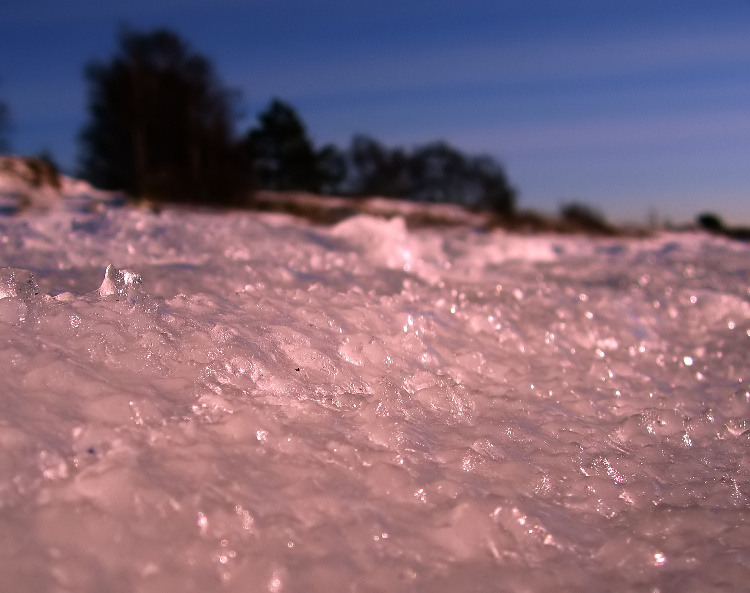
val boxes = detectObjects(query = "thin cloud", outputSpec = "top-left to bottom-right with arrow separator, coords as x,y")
230,26 -> 750,102
465,110 -> 750,155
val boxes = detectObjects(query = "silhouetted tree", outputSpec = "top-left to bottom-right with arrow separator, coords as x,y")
316,143 -> 347,195
470,155 -> 516,216
347,134 -> 410,197
244,99 -> 321,192
696,212 -> 724,233
406,142 -> 514,213
78,28 -> 249,204
408,142 -> 466,203
696,212 -> 750,241
238,96 -> 516,212
343,136 -> 515,214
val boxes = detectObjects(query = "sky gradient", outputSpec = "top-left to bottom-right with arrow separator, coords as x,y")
1,0 -> 749,225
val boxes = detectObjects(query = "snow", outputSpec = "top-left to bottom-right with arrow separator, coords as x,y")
0,197 -> 749,592
0,156 -> 124,215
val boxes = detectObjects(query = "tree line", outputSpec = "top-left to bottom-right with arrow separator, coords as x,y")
75,28 -> 515,215
4,27 -> 748,236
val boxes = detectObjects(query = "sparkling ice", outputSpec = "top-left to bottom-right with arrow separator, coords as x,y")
0,205 -> 748,592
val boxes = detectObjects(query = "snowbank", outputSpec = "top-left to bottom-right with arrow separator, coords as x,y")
0,156 -> 124,214
0,198 -> 749,591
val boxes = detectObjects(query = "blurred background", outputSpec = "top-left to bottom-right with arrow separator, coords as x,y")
1,0 -> 748,226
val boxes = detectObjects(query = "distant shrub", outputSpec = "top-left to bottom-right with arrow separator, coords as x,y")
559,201 -> 616,235
26,153 -> 61,189
487,209 -> 558,233
696,211 -> 750,242
696,212 -> 725,233
0,155 -> 59,189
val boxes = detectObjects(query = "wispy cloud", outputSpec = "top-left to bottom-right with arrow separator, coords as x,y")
462,110 -> 750,155
232,26 -> 750,102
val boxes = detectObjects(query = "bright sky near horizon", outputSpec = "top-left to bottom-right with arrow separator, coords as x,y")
1,0 -> 748,225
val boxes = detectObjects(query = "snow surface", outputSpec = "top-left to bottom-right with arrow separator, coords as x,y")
1,203 -> 749,592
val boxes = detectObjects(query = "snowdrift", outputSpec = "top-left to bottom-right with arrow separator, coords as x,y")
0,174 -> 749,591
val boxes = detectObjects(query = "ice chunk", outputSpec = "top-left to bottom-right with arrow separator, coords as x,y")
97,264 -> 142,300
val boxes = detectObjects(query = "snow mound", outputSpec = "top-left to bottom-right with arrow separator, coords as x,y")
0,155 -> 124,214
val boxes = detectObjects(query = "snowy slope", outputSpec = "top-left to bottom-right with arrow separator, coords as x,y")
0,197 -> 749,591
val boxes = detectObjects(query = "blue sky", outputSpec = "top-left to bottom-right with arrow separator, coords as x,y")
1,0 -> 749,224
